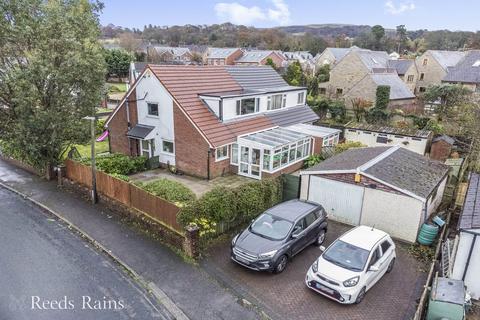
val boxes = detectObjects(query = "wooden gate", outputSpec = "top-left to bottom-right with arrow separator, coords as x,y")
282,174 -> 300,201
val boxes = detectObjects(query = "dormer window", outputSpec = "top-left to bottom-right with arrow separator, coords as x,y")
297,92 -> 305,105
267,94 -> 286,110
236,98 -> 259,116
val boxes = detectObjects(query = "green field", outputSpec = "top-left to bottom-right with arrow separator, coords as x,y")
70,139 -> 109,159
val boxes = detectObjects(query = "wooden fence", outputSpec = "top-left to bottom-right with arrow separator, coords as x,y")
65,159 -> 183,233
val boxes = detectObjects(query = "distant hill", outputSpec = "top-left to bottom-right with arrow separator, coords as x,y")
277,24 -> 396,38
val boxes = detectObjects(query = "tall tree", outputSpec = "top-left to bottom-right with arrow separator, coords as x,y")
0,0 -> 106,175
283,61 -> 305,86
396,25 -> 408,53
371,25 -> 385,50
105,49 -> 133,79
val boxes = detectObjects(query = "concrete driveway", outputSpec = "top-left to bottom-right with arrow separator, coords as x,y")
201,221 -> 426,320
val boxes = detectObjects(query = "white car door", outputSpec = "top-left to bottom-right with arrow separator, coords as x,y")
364,246 -> 382,291
378,239 -> 394,275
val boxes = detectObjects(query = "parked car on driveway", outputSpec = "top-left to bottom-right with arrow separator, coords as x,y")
231,199 -> 328,274
306,225 -> 396,304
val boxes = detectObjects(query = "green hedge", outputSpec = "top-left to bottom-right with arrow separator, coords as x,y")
80,153 -> 147,175
177,178 -> 283,236
135,179 -> 196,206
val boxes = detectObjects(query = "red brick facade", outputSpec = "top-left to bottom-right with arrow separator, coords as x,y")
261,52 -> 286,67
108,89 -> 138,156
312,137 -> 323,154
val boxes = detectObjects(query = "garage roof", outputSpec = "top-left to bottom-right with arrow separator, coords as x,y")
302,146 -> 449,200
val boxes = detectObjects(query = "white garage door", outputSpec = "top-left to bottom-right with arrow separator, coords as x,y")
308,176 -> 364,225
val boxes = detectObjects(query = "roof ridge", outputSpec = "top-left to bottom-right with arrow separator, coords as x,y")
357,145 -> 401,172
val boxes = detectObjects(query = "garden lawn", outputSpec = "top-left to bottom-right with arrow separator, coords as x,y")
73,139 -> 109,158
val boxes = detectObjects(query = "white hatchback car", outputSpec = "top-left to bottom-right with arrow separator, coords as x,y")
305,225 -> 396,304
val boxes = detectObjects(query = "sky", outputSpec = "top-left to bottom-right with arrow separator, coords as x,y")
99,0 -> 480,32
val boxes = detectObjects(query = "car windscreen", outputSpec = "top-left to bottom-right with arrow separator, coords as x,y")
250,213 -> 293,241
322,240 -> 369,272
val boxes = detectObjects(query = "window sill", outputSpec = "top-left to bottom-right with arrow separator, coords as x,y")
146,115 -> 160,119
160,151 -> 174,156
215,157 -> 229,162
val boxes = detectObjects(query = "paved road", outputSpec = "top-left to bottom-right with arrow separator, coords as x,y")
0,187 -> 170,320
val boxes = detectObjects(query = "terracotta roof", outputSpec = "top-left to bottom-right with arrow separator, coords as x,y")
148,65 -> 274,147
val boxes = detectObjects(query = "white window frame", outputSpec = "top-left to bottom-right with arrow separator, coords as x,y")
161,139 -> 175,155
236,98 -> 259,116
230,143 -> 239,165
140,139 -> 152,158
147,102 -> 159,117
297,92 -> 305,105
215,145 -> 229,162
267,94 -> 286,110
262,138 -> 312,174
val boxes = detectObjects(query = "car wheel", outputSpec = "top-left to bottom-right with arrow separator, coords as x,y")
315,229 -> 326,246
355,287 -> 366,304
274,255 -> 288,274
386,257 -> 395,273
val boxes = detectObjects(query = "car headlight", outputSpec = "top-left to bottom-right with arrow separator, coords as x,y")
258,250 -> 278,259
231,234 -> 239,247
343,276 -> 359,287
311,259 -> 318,273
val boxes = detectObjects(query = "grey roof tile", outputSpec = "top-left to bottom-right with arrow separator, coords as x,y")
387,59 -> 414,75
265,105 -> 319,127
207,47 -> 241,59
225,65 -> 288,90
364,148 -> 449,198
370,73 -> 416,100
459,173 -> 480,230
443,50 -> 480,84
429,50 -> 466,70
127,124 -> 154,139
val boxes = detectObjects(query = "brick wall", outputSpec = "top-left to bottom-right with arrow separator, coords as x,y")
108,89 -> 138,155
226,49 -> 244,65
318,173 -> 404,195
430,140 -> 452,162
261,52 -> 286,67
262,160 -> 304,179
312,137 -> 323,154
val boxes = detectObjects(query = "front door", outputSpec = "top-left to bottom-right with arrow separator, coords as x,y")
238,146 -> 262,179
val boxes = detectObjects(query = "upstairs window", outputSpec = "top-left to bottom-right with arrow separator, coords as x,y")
422,58 -> 428,66
147,103 -> 159,116
407,75 -> 414,82
336,88 -> 343,95
297,92 -> 305,105
419,73 -> 425,81
267,94 -> 286,110
236,98 -> 259,116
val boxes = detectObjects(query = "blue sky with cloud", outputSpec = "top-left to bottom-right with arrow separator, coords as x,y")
100,0 -> 479,31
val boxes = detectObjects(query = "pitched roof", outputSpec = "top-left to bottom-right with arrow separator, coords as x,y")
283,51 -> 314,61
235,50 -> 278,63
387,59 -> 414,75
356,50 -> 390,71
148,65 -> 274,147
328,46 -> 359,61
225,65 -> 289,90
428,50 -> 466,70
153,46 -> 191,57
265,105 -> 319,127
459,173 -> 480,230
443,50 -> 480,84
370,73 -> 416,100
345,122 -> 432,138
207,47 -> 241,59
433,135 -> 455,145
303,146 -> 449,200
304,146 -> 391,172
364,147 -> 449,199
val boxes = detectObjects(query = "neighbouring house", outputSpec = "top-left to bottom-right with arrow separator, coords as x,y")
106,65 -> 338,180
387,59 -> 418,92
205,48 -> 244,65
234,50 -> 286,67
129,62 -> 147,85
389,51 -> 400,60
344,122 -> 433,155
415,50 -> 466,93
319,49 -> 416,113
342,73 -> 416,112
451,173 -> 480,300
300,146 -> 449,242
283,51 -> 315,73
430,135 -> 455,162
148,46 -> 193,64
443,50 -> 480,94
313,46 -> 359,68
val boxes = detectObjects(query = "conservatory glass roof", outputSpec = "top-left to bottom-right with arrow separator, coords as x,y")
239,127 -> 310,148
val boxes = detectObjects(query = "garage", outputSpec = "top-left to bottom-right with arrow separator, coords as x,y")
308,176 -> 364,225
300,146 -> 449,242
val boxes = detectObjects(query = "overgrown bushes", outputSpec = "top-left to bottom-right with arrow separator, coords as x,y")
80,153 -> 147,175
178,178 -> 283,237
135,179 -> 196,206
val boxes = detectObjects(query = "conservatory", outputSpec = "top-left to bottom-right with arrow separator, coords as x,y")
232,127 -> 312,179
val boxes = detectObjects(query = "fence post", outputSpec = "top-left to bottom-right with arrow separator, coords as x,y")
56,164 -> 66,187
184,225 -> 200,259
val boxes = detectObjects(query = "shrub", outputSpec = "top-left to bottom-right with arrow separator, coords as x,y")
334,141 -> 365,154
81,154 -> 147,175
137,178 -> 196,206
304,154 -> 324,168
110,173 -> 130,182
177,178 -> 283,237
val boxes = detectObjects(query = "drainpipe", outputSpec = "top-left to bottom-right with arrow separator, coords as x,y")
219,99 -> 223,121
462,233 -> 477,281
207,149 -> 211,180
